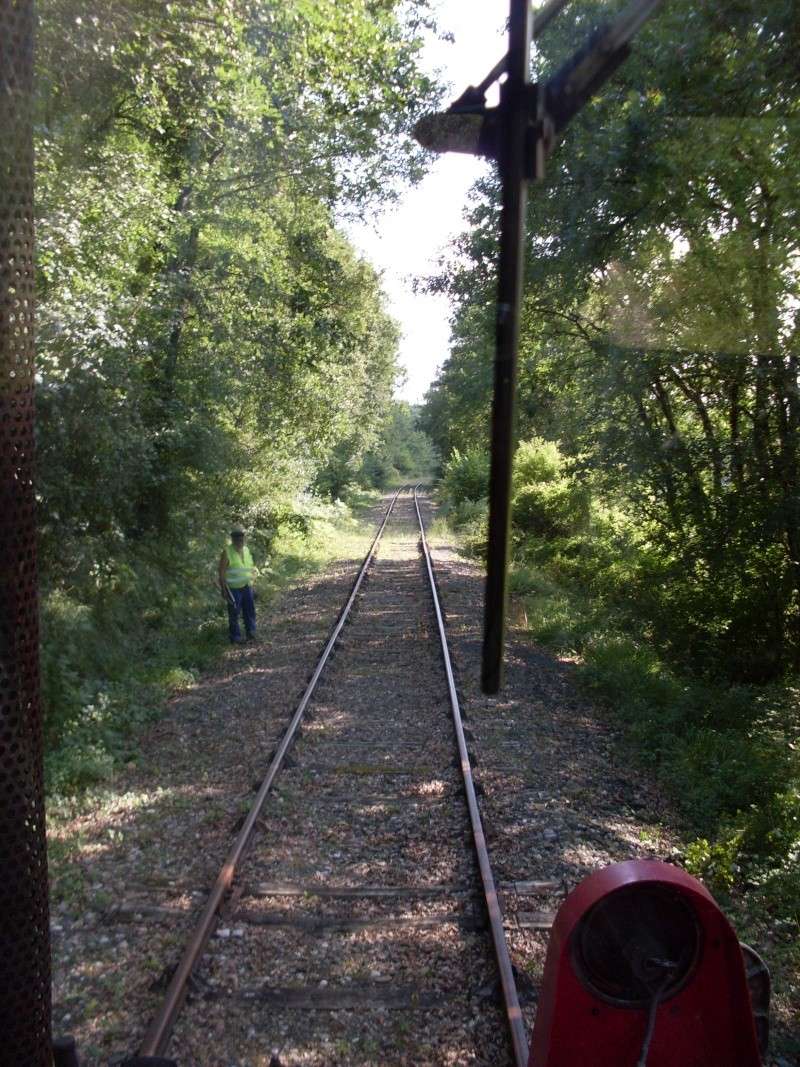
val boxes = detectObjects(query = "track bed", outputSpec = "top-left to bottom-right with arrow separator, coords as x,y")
138,491 -> 521,1065
49,491 -> 679,1066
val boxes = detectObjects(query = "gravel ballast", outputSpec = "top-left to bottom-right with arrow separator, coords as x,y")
48,491 -> 782,1065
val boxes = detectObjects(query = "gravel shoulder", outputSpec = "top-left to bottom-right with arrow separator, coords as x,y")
47,493 -> 791,1065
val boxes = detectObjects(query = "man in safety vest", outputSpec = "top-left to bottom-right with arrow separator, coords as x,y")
218,524 -> 258,643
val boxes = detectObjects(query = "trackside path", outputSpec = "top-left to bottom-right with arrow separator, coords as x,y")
49,492 -> 687,1066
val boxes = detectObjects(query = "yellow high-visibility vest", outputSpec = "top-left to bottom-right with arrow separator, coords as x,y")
224,544 -> 255,589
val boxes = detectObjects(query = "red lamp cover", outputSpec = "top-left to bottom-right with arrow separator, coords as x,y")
528,860 -> 762,1067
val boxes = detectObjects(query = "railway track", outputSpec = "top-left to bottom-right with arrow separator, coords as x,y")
132,488 -> 530,1066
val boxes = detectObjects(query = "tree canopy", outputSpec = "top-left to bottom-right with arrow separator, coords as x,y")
422,0 -> 800,678
36,0 -> 440,564
34,0 -> 441,788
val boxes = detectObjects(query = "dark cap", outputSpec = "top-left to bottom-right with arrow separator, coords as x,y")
230,524 -> 246,537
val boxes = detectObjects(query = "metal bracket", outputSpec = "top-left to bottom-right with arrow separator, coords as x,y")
418,0 -> 662,182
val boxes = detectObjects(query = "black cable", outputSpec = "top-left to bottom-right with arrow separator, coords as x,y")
635,966 -> 676,1067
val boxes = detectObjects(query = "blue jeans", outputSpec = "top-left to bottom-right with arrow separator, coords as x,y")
226,584 -> 256,641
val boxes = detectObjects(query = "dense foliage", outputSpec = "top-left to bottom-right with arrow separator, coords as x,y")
315,400 -> 439,497
35,0 -> 440,787
424,0 -> 799,992
424,0 -> 800,679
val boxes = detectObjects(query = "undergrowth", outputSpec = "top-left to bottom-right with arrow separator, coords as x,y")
507,562 -> 800,1056
42,490 -> 379,797
437,440 -> 799,1055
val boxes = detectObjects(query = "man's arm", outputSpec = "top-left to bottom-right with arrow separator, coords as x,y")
218,551 -> 229,598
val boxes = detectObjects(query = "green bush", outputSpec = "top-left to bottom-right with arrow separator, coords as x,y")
441,497 -> 489,559
461,515 -> 489,560
439,434 -> 800,941
39,534 -> 222,796
509,438 -> 591,543
744,786 -> 800,859
441,447 -> 489,505
451,497 -> 487,528
685,831 -> 745,895
513,436 -> 563,487
685,787 -> 800,914
357,452 -> 395,489
499,516 -> 800,935
512,480 -> 591,539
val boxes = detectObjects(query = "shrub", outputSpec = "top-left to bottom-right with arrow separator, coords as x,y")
685,786 -> 800,912
461,513 -> 489,560
513,436 -> 563,487
685,832 -> 744,895
451,498 -> 487,528
441,447 -> 489,506
512,480 -> 591,539
510,438 -> 591,542
442,497 -> 488,558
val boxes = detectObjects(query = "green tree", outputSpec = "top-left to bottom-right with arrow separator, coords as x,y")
423,0 -> 800,677
32,0 -> 443,783
35,0 -> 441,553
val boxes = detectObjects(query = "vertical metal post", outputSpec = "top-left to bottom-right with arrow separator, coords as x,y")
482,0 -> 533,693
0,1 -> 53,1062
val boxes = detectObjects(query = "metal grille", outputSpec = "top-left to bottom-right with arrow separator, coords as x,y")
0,1 -> 53,1062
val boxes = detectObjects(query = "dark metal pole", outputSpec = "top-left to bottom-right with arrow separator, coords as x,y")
0,1 -> 53,1063
415,0 -> 665,694
469,0 -> 571,100
481,0 -> 534,694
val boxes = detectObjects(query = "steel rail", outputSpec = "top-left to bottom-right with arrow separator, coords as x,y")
412,486 -> 529,1067
138,488 -> 405,1058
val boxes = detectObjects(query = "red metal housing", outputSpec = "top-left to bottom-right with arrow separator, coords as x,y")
528,860 -> 762,1067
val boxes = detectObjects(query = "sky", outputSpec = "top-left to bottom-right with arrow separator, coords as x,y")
344,0 -> 510,404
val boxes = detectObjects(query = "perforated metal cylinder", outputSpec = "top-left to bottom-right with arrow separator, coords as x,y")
0,1 -> 53,1063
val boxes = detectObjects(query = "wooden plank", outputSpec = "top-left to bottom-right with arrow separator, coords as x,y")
110,902 -> 192,922
273,793 -> 457,805
243,985 -> 460,1010
247,879 -> 562,899
232,909 -> 482,932
505,880 -> 561,895
248,882 -> 471,899
298,740 -> 444,748
110,891 -> 557,930
294,764 -> 442,776
516,910 -> 556,930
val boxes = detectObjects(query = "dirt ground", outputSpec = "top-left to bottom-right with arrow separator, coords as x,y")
47,492 -> 793,1065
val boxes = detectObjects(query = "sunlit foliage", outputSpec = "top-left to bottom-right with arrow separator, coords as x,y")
34,0 -> 441,783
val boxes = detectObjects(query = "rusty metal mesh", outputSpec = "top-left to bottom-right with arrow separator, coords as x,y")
0,1 -> 53,1062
